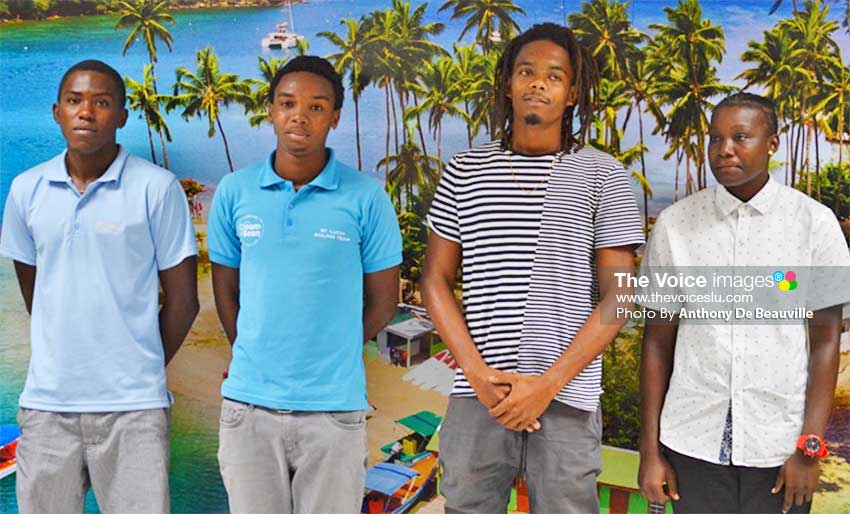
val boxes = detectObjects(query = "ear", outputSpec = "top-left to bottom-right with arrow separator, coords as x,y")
52,103 -> 60,124
118,108 -> 128,129
331,109 -> 341,129
565,87 -> 578,107
768,133 -> 780,156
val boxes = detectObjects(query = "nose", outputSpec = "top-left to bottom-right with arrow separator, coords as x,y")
717,138 -> 735,157
530,75 -> 547,91
77,100 -> 95,121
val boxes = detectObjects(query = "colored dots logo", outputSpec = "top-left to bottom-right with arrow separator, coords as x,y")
773,270 -> 797,292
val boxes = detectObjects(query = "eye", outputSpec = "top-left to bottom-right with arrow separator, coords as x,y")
281,100 -> 294,108
96,99 -> 110,107
518,68 -> 532,77
549,74 -> 562,81
733,134 -> 750,142
67,97 -> 79,104
310,104 -> 324,111
708,135 -> 720,143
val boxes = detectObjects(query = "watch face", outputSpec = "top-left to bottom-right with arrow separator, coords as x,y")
805,437 -> 821,453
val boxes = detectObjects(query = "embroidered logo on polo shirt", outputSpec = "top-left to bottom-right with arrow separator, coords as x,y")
94,221 -> 125,235
314,227 -> 351,242
237,215 -> 264,247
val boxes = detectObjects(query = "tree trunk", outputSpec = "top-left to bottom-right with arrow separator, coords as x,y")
389,82 -> 399,154
411,91 -> 429,157
216,117 -> 235,172
385,83 -> 391,182
354,94 -> 362,170
158,127 -> 169,170
146,122 -> 158,165
637,101 -> 649,232
464,99 -> 473,148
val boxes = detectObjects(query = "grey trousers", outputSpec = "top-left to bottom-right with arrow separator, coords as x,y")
439,397 -> 602,514
15,407 -> 171,514
217,398 -> 368,514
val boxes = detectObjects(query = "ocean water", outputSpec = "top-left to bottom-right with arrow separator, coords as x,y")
0,1 -> 848,512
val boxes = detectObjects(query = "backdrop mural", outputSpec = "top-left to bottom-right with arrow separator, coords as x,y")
0,0 -> 848,512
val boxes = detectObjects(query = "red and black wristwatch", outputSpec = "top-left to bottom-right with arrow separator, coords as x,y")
796,434 -> 829,458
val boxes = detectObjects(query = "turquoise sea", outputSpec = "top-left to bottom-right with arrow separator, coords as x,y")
0,1 -> 848,512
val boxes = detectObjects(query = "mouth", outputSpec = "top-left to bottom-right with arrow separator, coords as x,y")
286,130 -> 310,140
714,165 -> 742,173
72,127 -> 97,134
522,94 -> 549,105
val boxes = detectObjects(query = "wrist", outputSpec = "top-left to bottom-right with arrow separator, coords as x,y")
539,372 -> 563,397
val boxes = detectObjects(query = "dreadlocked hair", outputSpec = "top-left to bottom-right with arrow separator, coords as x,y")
494,22 -> 599,154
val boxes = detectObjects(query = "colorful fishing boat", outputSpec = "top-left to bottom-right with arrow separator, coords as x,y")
362,411 -> 441,513
0,424 -> 20,480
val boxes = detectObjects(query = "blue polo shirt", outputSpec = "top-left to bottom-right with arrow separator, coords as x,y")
0,147 -> 197,412
207,149 -> 402,411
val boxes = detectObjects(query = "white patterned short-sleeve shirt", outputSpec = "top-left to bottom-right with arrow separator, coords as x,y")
640,177 -> 850,467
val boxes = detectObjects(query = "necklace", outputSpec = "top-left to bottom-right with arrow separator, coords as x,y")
509,150 -> 563,194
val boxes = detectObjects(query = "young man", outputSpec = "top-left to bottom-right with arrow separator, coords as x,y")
0,60 -> 199,514
421,23 -> 644,513
638,93 -> 849,514
208,55 -> 401,514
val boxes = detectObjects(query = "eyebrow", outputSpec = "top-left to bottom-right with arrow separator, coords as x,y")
276,92 -> 332,101
64,91 -> 115,97
516,60 -> 568,73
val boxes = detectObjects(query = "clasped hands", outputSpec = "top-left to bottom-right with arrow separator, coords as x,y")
468,366 -> 560,432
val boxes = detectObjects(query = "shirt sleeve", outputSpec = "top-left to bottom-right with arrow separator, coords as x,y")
595,163 -> 646,249
806,210 -> 850,312
0,180 -> 37,266
425,157 -> 461,243
150,178 -> 198,270
207,177 -> 241,269
361,185 -> 402,273
636,211 -> 683,313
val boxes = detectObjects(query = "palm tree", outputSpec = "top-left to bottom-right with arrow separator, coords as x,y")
245,56 -> 289,128
168,47 -> 252,172
115,0 -> 175,165
378,130 -> 441,212
319,18 -> 371,170
125,64 -> 172,168
451,43 -> 490,146
777,0 -> 841,196
438,0 -> 525,55
407,56 -> 471,169
568,0 -> 646,81
115,0 -> 174,66
813,60 -> 850,210
649,0 -> 731,191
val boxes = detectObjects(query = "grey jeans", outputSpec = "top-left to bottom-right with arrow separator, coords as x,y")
15,407 -> 171,514
439,397 -> 603,514
217,398 -> 368,514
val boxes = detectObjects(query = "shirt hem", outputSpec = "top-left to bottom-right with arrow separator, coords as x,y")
363,255 -> 402,273
660,437 -> 789,468
222,387 -> 368,411
19,398 -> 171,413
157,247 -> 199,271
209,252 -> 240,268
0,248 -> 36,266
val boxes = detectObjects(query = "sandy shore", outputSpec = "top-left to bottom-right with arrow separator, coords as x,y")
165,227 -> 850,512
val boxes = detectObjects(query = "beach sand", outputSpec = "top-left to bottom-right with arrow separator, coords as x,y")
165,227 -> 850,513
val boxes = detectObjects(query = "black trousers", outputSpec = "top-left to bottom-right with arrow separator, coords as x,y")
664,446 -> 812,514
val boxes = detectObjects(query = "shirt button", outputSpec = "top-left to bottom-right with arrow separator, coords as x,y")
287,220 -> 293,227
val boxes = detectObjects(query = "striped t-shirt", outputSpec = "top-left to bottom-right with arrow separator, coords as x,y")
425,141 -> 644,411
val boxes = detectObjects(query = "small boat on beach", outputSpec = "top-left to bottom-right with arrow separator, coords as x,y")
362,411 -> 441,514
0,424 -> 20,480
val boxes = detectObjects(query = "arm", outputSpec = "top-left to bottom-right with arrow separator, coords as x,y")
158,256 -> 199,365
774,304 -> 842,512
13,261 -> 36,315
638,313 -> 681,505
420,232 -> 510,409
364,266 -> 400,342
211,263 -> 240,345
487,246 -> 637,430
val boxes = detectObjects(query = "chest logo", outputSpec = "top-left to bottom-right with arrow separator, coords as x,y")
237,215 -> 264,247
314,227 -> 351,242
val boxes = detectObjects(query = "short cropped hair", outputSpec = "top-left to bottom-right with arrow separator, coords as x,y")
57,60 -> 126,106
268,55 -> 344,110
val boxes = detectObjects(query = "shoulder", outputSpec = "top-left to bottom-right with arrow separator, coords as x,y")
570,145 -> 623,171
123,153 -> 179,191
777,183 -> 835,222
336,161 -> 385,196
214,160 -> 266,197
655,187 -> 715,228
448,141 -> 505,167
9,159 -> 56,196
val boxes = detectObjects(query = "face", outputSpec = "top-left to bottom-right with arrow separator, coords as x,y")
508,39 -> 578,128
53,70 -> 127,157
269,71 -> 340,157
708,105 -> 779,191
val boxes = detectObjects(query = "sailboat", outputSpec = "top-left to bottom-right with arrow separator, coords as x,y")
261,1 -> 305,50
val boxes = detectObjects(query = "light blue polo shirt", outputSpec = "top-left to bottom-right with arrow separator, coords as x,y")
207,149 -> 402,411
0,147 -> 197,412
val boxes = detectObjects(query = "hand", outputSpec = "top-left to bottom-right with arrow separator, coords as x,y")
487,371 -> 555,432
466,365 -> 511,409
638,449 -> 680,505
772,451 -> 820,513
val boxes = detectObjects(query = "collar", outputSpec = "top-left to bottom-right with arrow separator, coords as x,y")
714,175 -> 780,217
44,146 -> 129,186
259,149 -> 340,191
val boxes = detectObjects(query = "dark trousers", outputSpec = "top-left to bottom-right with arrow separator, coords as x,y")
664,447 -> 812,514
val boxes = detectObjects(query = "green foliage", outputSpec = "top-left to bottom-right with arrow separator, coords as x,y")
600,321 -> 644,450
795,163 -> 850,229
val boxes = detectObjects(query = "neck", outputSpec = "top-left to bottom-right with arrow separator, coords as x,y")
65,143 -> 119,183
274,146 -> 328,189
511,119 -> 561,155
725,173 -> 770,203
